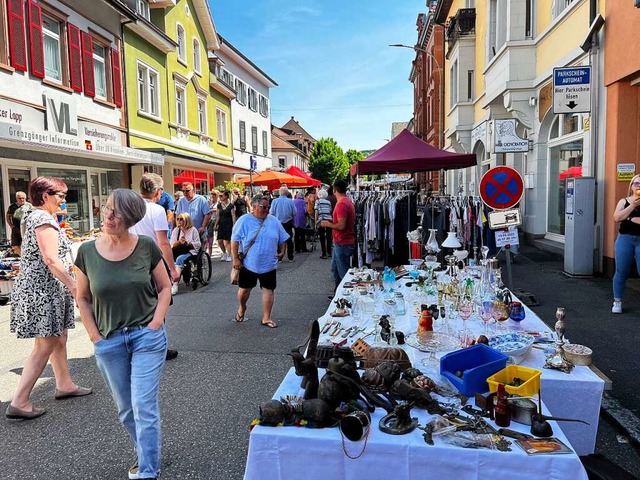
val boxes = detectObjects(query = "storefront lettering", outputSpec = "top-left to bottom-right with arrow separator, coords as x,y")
0,108 -> 23,124
8,125 -> 80,148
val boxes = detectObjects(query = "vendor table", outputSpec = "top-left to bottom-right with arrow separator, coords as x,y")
244,368 -> 588,480
315,268 -> 603,456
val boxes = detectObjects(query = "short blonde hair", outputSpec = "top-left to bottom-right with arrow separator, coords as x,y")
176,212 -> 193,229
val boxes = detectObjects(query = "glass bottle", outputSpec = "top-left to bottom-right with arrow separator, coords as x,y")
394,292 -> 406,316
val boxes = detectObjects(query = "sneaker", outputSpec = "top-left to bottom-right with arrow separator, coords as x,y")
165,349 -> 178,360
220,253 -> 227,262
128,463 -> 140,480
171,284 -> 178,295
612,301 -> 622,314
226,255 -> 232,262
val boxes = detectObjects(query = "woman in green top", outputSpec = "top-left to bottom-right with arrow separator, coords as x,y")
75,189 -> 171,480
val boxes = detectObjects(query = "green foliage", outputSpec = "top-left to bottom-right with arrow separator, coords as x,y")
345,149 -> 366,166
308,137 -> 349,185
215,179 -> 245,193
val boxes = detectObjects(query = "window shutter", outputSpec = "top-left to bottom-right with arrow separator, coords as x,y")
67,23 -> 82,92
111,48 -> 122,107
27,0 -> 44,78
81,32 -> 94,96
7,0 -> 27,71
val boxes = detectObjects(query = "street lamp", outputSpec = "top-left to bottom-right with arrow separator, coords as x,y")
390,43 -> 445,193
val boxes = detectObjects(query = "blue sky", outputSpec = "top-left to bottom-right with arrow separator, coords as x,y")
209,0 -> 427,151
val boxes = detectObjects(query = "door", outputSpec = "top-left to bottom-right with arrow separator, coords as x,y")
6,168 -> 31,242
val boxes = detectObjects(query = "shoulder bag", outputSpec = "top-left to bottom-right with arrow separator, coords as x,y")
231,219 -> 265,285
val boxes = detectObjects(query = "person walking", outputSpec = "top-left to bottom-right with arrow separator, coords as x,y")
75,189 -> 171,480
293,193 -> 309,253
156,187 -> 175,235
270,186 -> 296,262
231,195 -> 289,328
215,191 -> 235,261
321,180 -> 355,289
206,191 -> 219,256
6,191 -> 31,255
233,187 -> 251,218
7,177 -> 91,420
314,189 -> 333,259
174,182 -> 211,235
612,174 -> 640,313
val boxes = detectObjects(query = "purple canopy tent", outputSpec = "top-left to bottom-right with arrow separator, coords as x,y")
350,129 -> 476,175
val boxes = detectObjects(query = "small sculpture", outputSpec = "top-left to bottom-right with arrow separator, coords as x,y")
544,307 -> 574,373
391,379 -> 444,414
332,298 -> 352,316
379,402 -> 419,435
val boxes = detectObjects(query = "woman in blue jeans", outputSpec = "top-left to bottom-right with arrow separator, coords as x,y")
612,174 -> 640,314
75,189 -> 171,480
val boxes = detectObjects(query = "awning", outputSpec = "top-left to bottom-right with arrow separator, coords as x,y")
285,166 -> 321,186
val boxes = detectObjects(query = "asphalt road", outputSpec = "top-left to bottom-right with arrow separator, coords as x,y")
0,245 -> 639,479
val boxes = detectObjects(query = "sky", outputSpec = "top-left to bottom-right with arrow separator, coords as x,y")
209,0 -> 427,152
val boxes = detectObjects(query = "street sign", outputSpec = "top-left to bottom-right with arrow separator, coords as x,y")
250,155 -> 258,171
553,67 -> 591,114
488,208 -> 522,230
479,166 -> 524,210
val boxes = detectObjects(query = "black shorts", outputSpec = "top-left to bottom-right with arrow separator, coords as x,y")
10,229 -> 21,247
238,267 -> 277,290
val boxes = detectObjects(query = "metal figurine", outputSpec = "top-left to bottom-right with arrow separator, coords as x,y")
544,307 -> 574,373
379,402 -> 419,435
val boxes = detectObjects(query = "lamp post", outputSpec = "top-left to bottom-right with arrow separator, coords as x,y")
390,43 -> 445,193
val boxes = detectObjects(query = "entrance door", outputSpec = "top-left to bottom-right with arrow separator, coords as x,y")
6,168 -> 31,242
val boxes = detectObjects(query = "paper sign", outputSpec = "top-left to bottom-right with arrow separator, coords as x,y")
495,227 -> 520,247
617,163 -> 636,182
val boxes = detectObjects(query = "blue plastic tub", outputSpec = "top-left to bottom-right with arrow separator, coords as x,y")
440,343 -> 508,396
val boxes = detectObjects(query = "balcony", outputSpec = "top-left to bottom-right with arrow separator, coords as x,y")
446,8 -> 475,50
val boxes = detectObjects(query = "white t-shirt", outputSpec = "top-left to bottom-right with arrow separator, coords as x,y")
129,199 -> 168,245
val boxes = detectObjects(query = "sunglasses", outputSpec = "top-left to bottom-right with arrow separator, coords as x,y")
632,182 -> 640,187
182,189 -> 193,193
257,205 -> 270,210
176,218 -> 184,222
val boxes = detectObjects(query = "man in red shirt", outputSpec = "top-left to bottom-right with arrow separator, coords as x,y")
321,180 -> 355,288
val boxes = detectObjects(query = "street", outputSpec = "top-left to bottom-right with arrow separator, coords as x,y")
1,247 -> 640,479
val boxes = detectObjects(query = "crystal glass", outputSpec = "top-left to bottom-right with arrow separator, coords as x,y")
509,301 -> 526,325
480,301 -> 493,335
458,298 -> 473,338
491,301 -> 511,334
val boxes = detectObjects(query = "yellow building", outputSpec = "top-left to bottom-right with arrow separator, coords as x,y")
436,0 -> 606,270
123,0 -> 244,193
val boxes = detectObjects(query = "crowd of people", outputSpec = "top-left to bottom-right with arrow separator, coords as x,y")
4,174 -> 357,480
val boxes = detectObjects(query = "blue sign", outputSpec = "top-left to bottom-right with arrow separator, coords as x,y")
250,155 -> 257,171
554,67 -> 590,86
553,67 -> 591,114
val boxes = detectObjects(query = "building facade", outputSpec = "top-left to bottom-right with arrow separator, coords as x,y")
216,35 -> 277,174
435,0 -> 606,269
271,126 -> 307,171
0,0 -> 162,237
123,0 -> 244,194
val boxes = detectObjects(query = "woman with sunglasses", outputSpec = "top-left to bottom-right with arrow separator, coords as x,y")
612,174 -> 640,313
170,213 -> 201,294
214,191 -> 235,261
7,177 -> 91,420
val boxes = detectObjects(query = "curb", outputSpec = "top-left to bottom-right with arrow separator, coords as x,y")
601,392 -> 640,450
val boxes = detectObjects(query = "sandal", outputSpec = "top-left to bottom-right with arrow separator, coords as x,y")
261,320 -> 278,329
234,312 -> 246,323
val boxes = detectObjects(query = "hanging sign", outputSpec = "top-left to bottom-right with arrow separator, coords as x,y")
479,166 -> 524,210
494,119 -> 529,153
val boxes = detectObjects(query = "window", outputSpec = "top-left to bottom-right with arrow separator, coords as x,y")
278,156 -> 286,169
450,60 -> 458,106
93,44 -> 107,98
219,68 -> 234,88
259,95 -> 269,117
216,108 -> 228,144
42,14 -> 62,81
175,83 -> 186,126
525,0 -> 533,38
235,79 -> 247,105
467,70 -> 474,101
248,88 -> 257,112
251,126 -> 258,154
137,63 -> 159,117
488,0 -> 507,60
197,97 -> 207,134
239,121 -> 246,150
176,25 -> 186,63
262,130 -> 268,156
193,38 -> 201,73
137,0 -> 150,20
552,0 -> 576,20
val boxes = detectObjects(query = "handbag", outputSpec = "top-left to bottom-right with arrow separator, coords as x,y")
231,219 -> 265,285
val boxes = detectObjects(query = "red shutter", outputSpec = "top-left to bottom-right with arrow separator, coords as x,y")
81,31 -> 94,97
27,0 -> 44,78
67,23 -> 82,92
7,0 -> 27,71
111,48 -> 122,107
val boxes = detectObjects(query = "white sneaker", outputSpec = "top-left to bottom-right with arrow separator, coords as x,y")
226,255 -> 232,262
612,301 -> 622,314
220,253 -> 227,262
171,284 -> 178,295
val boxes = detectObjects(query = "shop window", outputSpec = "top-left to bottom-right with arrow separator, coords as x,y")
176,24 -> 186,63
175,83 -> 186,126
42,13 -> 62,82
216,108 -> 228,144
38,168 -> 89,233
197,97 -> 206,134
93,43 -> 107,99
262,130 -> 268,156
137,62 -> 159,117
251,126 -> 258,154
193,38 -> 201,74
239,120 -> 246,150
235,79 -> 247,105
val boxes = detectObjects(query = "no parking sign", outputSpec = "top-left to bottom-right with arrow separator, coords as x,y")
479,166 -> 524,210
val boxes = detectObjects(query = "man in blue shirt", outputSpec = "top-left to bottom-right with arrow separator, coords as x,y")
269,186 -> 297,262
231,195 -> 289,328
156,188 -> 175,234
174,182 -> 211,235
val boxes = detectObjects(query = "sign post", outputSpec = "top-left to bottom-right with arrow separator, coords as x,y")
553,67 -> 591,114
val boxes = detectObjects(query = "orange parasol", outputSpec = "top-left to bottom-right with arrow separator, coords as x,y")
236,170 -> 309,190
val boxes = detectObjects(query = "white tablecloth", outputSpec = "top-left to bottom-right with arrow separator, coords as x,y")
313,269 -> 604,455
244,368 -> 588,480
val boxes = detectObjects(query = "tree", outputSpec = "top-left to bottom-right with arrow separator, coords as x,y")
345,149 -> 366,167
308,137 -> 349,185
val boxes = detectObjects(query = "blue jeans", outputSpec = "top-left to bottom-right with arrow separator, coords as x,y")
613,233 -> 640,300
175,253 -> 192,267
332,244 -> 354,288
94,326 -> 167,479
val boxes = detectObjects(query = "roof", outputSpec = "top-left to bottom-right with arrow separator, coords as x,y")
218,35 -> 278,87
281,117 -> 316,142
271,126 -> 289,137
192,0 -> 220,50
271,133 -> 297,150
434,0 -> 454,24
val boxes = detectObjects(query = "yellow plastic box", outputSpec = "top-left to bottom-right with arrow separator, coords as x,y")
486,365 -> 542,397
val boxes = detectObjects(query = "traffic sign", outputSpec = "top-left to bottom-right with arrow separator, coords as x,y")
250,155 -> 258,171
553,67 -> 591,114
479,166 -> 524,210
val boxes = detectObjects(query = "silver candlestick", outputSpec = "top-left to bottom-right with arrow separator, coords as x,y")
544,307 -> 574,373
